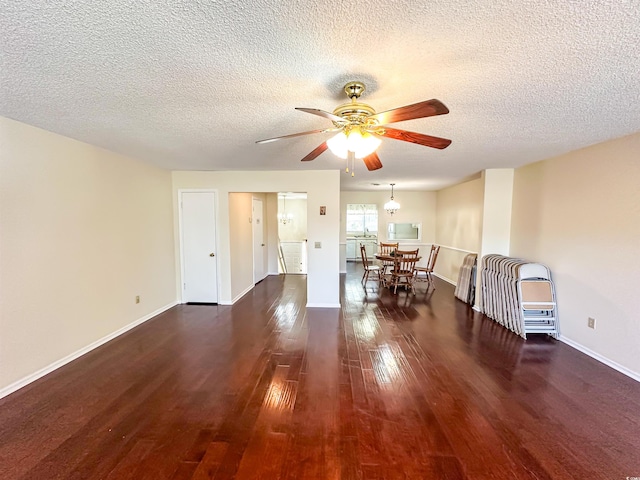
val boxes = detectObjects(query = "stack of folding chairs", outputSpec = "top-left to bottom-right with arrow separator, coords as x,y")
480,254 -> 559,339
454,253 -> 477,305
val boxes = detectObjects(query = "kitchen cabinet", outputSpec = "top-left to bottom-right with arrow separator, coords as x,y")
346,237 -> 377,261
363,239 -> 377,258
346,239 -> 357,260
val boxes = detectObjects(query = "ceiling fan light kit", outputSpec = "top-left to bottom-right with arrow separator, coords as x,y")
326,130 -> 382,159
256,81 -> 451,174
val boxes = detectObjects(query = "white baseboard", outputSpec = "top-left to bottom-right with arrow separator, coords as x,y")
218,283 -> 257,305
559,335 -> 640,383
306,303 -> 341,308
0,301 -> 178,400
230,284 -> 254,304
463,308 -> 638,383
432,272 -> 456,286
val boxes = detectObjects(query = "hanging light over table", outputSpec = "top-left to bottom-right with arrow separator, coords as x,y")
384,183 -> 400,215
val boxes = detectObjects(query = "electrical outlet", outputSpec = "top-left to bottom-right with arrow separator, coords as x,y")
588,317 -> 596,329
135,295 -> 140,304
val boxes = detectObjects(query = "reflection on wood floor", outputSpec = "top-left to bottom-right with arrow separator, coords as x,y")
1,263 -> 639,479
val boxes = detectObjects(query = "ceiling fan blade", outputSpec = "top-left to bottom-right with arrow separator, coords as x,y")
369,99 -> 449,125
380,127 -> 452,149
362,152 -> 383,171
256,128 -> 338,144
295,107 -> 344,123
301,142 -> 328,162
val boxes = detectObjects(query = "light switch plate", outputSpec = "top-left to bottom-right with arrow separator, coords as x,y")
315,242 -> 321,248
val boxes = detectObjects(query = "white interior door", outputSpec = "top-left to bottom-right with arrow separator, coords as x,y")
180,191 -> 218,303
252,198 -> 265,283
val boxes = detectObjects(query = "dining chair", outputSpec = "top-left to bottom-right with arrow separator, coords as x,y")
378,241 -> 399,277
379,242 -> 399,255
360,244 -> 381,285
389,249 -> 420,294
415,244 -> 440,288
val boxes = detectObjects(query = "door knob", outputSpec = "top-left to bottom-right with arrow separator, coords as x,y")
209,253 -> 215,257
261,243 -> 265,247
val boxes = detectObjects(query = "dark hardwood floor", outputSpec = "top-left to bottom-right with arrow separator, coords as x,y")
1,264 -> 639,479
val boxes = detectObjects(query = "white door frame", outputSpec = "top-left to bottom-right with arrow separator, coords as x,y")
178,189 -> 220,303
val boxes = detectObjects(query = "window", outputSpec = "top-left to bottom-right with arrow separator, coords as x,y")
346,204 -> 378,235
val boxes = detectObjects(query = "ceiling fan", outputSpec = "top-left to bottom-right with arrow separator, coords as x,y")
256,81 -> 451,173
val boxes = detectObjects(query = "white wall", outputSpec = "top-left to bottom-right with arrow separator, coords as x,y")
435,177 -> 484,283
0,117 -> 177,395
172,171 -> 341,307
510,132 -> 640,378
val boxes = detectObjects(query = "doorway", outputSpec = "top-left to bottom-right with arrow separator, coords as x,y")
278,192 -> 307,274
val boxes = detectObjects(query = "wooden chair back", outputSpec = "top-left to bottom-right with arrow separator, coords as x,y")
393,249 -> 420,274
426,245 -> 441,272
379,242 -> 399,255
360,244 -> 381,285
360,244 -> 370,267
389,249 -> 420,294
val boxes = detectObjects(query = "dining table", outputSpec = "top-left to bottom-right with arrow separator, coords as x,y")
374,252 -> 422,287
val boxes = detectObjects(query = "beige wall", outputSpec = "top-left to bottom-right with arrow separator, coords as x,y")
0,117 -> 177,394
480,169 -> 514,258
435,177 -> 484,283
510,132 -> 640,377
229,193 -> 254,300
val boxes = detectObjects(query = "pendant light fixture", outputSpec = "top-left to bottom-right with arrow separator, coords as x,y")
278,193 -> 294,224
384,183 -> 400,215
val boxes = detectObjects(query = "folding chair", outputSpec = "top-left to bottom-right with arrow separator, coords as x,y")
518,279 -> 559,338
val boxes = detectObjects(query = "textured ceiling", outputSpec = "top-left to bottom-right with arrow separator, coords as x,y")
1,1 -> 639,191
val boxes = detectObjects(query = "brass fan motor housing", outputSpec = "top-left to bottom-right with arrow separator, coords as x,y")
332,82 -> 379,128
332,101 -> 376,123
